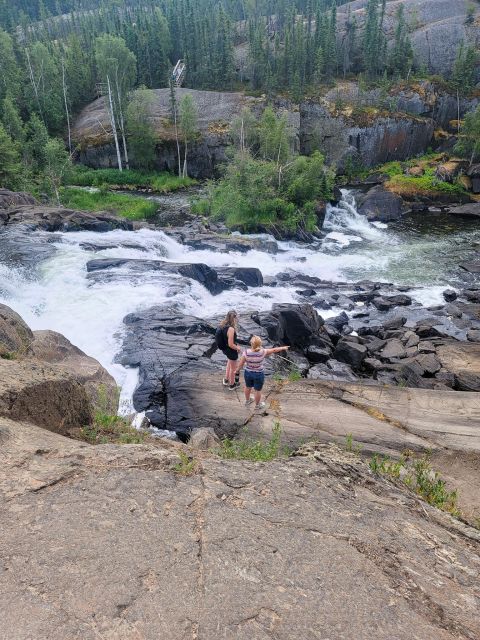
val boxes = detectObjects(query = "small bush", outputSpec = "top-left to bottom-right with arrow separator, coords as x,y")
369,453 -> 459,515
60,187 -> 157,220
216,421 -> 290,462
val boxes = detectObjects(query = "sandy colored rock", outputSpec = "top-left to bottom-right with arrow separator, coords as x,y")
0,417 -> 479,640
0,303 -> 33,357
0,307 -> 118,432
31,330 -> 118,413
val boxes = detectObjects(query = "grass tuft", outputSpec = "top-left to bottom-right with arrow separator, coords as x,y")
80,411 -> 148,445
369,453 -> 459,515
216,421 -> 291,462
173,450 -> 198,476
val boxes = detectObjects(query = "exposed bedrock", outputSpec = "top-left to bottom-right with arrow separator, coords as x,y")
1,416 -> 480,640
118,281 -> 480,436
0,304 -> 117,435
73,78 -> 479,178
86,258 -> 263,294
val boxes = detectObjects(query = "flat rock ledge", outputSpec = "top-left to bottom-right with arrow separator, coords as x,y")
0,417 -> 479,640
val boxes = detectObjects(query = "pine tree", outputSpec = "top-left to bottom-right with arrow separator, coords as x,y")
455,105 -> 480,165
1,94 -> 25,143
452,41 -> 478,95
388,5 -> 413,78
0,123 -> 23,190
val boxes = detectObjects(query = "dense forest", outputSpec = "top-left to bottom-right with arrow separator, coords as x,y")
0,0 -> 478,223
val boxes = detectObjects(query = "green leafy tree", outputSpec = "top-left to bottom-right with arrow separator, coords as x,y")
0,123 -> 23,190
257,106 -> 292,164
179,94 -> 199,178
455,105 -> 480,165
126,89 -> 157,170
42,137 -> 72,203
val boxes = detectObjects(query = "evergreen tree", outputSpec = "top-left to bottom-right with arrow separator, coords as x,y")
388,5 -> 413,78
1,94 -> 25,143
126,89 -> 157,170
455,105 -> 480,165
452,41 -> 478,95
0,123 -> 23,190
25,113 -> 50,172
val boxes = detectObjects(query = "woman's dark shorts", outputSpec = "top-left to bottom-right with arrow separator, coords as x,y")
222,347 -> 239,361
244,370 -> 265,391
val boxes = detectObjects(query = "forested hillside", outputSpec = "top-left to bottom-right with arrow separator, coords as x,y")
0,0 -> 479,206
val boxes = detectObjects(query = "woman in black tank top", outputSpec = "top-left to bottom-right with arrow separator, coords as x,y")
219,310 -> 241,390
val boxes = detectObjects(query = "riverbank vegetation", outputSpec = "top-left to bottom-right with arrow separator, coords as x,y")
375,153 -> 470,199
69,167 -> 196,193
194,107 -> 334,234
60,187 -> 158,220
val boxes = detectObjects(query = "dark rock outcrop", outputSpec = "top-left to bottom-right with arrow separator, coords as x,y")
0,189 -> 36,210
86,258 -> 263,294
357,185 -> 407,222
0,205 -> 134,232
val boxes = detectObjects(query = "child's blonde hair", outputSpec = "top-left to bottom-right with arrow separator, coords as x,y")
250,335 -> 263,352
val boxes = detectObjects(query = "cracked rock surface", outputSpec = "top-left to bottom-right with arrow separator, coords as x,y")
0,420 -> 479,640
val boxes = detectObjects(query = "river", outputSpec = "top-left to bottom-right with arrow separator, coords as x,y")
1,189 -> 478,414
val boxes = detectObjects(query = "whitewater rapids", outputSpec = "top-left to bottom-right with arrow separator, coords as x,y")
0,190 -> 477,414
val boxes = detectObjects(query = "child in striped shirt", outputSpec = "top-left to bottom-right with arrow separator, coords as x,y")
237,335 -> 289,410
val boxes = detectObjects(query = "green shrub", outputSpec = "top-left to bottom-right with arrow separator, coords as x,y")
387,173 -> 466,196
60,187 -> 157,220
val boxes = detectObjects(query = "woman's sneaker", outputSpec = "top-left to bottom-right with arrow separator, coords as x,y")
222,378 -> 229,386
255,401 -> 266,410
229,382 -> 241,390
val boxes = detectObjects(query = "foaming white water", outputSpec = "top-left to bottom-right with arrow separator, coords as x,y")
0,189 -> 472,412
324,189 -> 394,243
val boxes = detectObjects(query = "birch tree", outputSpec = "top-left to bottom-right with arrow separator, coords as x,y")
179,94 -> 198,178
95,35 -> 137,171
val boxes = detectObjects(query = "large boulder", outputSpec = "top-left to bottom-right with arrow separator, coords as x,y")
358,185 -> 406,222
0,189 -> 36,210
449,203 -> 480,219
252,304 -> 324,348
0,305 -> 118,434
1,205 -> 134,232
31,330 -> 118,414
333,339 -> 367,369
0,304 -> 33,357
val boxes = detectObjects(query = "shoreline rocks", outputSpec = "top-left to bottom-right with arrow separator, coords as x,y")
0,304 -> 117,434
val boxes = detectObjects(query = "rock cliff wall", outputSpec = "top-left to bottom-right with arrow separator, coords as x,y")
73,80 -> 479,177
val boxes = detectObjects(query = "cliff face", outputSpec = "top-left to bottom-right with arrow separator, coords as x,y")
72,81 -> 478,177
337,0 -> 480,78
